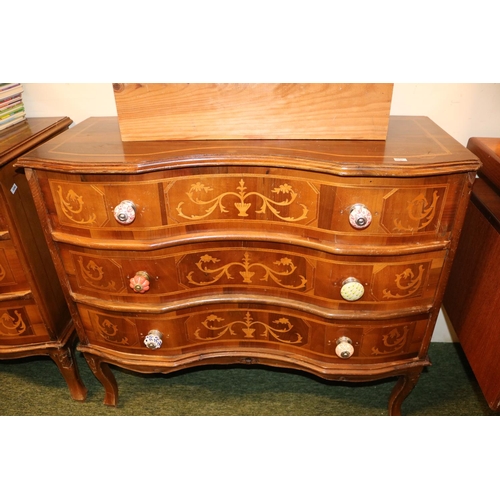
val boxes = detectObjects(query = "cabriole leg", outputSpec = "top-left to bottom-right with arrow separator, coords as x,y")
388,368 -> 423,416
83,353 -> 119,406
49,346 -> 88,401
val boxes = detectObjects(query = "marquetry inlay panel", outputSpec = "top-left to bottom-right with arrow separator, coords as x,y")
165,176 -> 318,224
178,249 -> 310,291
0,307 -> 30,337
380,186 -> 447,233
0,303 -> 51,344
187,310 -> 307,345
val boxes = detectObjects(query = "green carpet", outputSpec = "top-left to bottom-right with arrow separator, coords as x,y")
0,342 -> 497,416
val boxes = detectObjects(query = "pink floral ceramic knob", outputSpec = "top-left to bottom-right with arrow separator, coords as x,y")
113,200 -> 136,224
349,204 -> 372,229
129,271 -> 151,293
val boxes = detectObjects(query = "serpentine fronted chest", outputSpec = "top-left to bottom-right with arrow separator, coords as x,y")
17,116 -> 480,414
0,117 -> 86,401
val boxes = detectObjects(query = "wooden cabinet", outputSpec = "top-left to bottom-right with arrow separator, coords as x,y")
444,137 -> 500,411
0,117 -> 87,401
17,116 -> 480,414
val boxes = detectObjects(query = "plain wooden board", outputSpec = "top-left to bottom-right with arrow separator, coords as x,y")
113,83 -> 393,141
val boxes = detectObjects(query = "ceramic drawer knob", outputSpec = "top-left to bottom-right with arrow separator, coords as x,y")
113,200 -> 137,224
340,277 -> 365,301
144,330 -> 163,349
129,271 -> 151,293
349,204 -> 372,229
335,336 -> 354,359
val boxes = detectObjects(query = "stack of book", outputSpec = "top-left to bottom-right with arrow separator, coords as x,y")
0,83 -> 26,132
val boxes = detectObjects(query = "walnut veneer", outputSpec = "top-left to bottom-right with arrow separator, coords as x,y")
0,117 -> 87,401
444,137 -> 500,411
17,116 -> 480,414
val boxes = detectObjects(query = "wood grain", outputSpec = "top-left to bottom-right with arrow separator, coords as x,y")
444,198 -> 500,410
444,137 -> 500,411
113,83 -> 394,141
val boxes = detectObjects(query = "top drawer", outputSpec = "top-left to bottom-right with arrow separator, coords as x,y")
34,167 -> 468,254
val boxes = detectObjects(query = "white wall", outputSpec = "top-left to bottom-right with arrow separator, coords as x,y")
391,84 -> 500,146
22,83 -> 500,146
20,83 -> 500,341
22,84 -> 117,125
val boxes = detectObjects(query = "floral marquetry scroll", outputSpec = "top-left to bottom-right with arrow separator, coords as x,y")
382,265 -> 426,299
175,179 -> 309,221
359,321 -> 426,358
76,257 -> 119,292
89,312 -> 136,346
0,308 -> 29,337
370,326 -> 409,356
166,176 -> 318,224
56,185 -> 99,226
393,192 -> 440,232
193,311 -> 305,344
381,187 -> 447,234
185,252 -> 307,290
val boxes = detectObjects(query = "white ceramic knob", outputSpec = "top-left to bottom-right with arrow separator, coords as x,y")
144,330 -> 163,349
335,336 -> 354,359
113,200 -> 136,225
349,204 -> 372,229
340,278 -> 365,301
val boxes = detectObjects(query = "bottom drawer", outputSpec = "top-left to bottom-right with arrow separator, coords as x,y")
77,303 -> 430,365
0,299 -> 52,347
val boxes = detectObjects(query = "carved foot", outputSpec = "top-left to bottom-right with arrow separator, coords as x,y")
49,346 -> 88,401
83,353 -> 119,406
388,368 -> 423,416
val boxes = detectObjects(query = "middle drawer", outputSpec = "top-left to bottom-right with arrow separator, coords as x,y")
59,241 -> 446,318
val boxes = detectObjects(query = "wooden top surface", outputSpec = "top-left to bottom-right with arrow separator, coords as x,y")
467,137 -> 500,191
0,117 -> 73,167
16,116 -> 481,177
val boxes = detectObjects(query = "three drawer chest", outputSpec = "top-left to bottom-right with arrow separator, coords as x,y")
17,115 -> 481,414
0,117 -> 87,401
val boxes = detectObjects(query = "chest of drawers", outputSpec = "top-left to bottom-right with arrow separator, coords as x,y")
0,117 -> 87,401
17,116 -> 480,414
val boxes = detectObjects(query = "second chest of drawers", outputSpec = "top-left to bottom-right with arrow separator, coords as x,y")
0,117 -> 87,401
